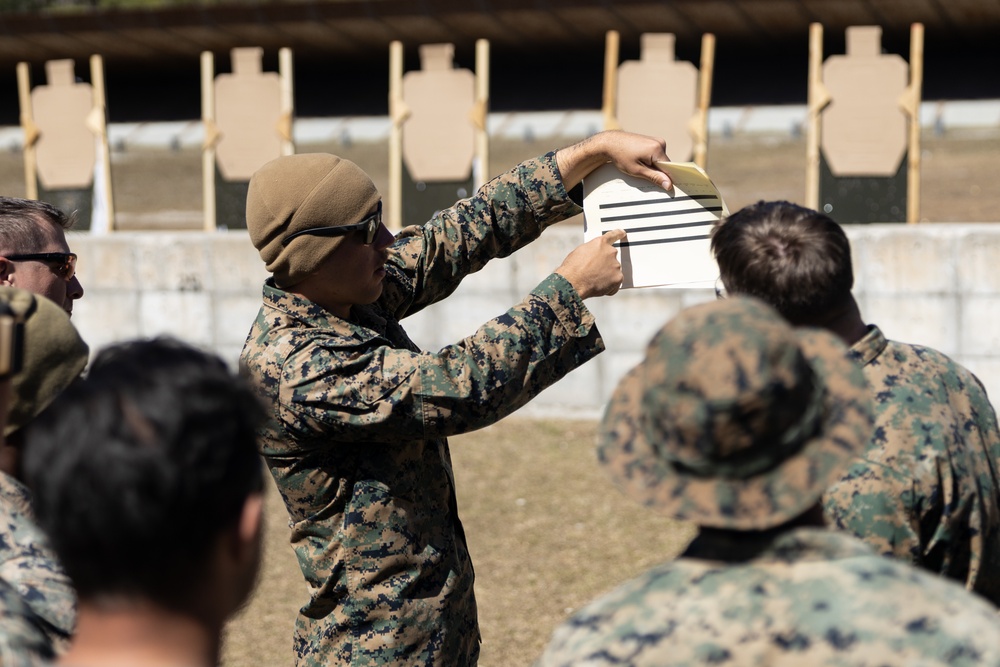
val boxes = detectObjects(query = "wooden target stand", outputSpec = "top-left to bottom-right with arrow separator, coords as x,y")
388,40 -> 489,230
602,31 -> 715,168
807,23 -> 924,223
202,47 -> 294,231
17,57 -> 114,231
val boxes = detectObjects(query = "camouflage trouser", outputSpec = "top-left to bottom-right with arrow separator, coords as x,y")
293,608 -> 481,667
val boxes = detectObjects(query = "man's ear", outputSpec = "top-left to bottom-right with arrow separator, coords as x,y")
236,492 -> 264,561
0,258 -> 14,286
209,492 -> 265,620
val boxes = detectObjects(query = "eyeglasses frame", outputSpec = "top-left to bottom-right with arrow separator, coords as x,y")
4,252 -> 78,282
281,202 -> 383,247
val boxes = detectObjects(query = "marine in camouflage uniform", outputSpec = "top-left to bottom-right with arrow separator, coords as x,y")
0,574 -> 53,667
824,325 -> 1000,602
0,288 -> 88,661
241,132 -> 671,666
537,528 -> 1000,667
536,297 -> 1000,667
0,472 -> 74,653
710,200 -> 1000,604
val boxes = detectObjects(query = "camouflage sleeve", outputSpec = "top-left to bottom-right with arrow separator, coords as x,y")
923,368 -> 1000,598
0,576 -> 55,666
961,371 -> 1000,601
279,273 -> 602,446
0,489 -> 74,650
829,342 -> 1000,600
379,151 -> 582,319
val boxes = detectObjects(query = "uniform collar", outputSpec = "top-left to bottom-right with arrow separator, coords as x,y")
261,279 -> 388,341
848,324 -> 888,366
682,526 -> 873,564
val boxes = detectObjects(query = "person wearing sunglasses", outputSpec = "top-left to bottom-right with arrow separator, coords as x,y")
0,198 -> 84,318
241,131 -> 673,667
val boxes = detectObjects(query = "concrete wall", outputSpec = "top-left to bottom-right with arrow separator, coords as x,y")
69,223 -> 1000,418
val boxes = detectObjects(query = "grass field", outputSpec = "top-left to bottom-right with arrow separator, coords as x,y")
220,418 -> 696,667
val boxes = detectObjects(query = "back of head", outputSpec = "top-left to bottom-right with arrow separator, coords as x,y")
23,338 -> 264,610
711,201 -> 854,324
0,197 -> 74,254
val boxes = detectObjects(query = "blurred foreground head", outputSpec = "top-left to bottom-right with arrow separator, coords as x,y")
598,297 -> 873,531
24,338 -> 265,620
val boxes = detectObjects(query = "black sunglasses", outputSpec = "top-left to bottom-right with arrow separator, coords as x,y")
281,202 -> 383,247
5,252 -> 77,281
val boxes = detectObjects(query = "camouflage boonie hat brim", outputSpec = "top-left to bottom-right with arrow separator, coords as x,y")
598,297 -> 873,530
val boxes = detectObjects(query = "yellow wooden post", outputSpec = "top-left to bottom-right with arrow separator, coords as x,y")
388,41 -> 406,231
89,54 -> 115,230
905,23 -> 924,223
693,33 -> 716,169
278,47 -> 295,157
805,23 -> 831,210
472,39 -> 490,189
16,62 -> 38,201
602,30 -> 621,131
201,51 -> 217,232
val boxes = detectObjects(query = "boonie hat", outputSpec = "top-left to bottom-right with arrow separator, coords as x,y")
598,297 -> 872,530
0,288 -> 89,437
246,153 -> 381,287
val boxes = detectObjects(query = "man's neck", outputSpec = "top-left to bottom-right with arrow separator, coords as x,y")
59,600 -> 221,667
796,296 -> 868,347
0,430 -> 23,480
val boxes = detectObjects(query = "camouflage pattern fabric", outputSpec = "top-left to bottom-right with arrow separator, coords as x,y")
824,325 -> 1000,604
0,472 -> 74,655
241,153 -> 603,666
535,527 -> 1000,667
597,298 -> 873,531
0,575 -> 54,666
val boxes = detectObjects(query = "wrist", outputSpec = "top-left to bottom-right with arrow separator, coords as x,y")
553,269 -> 593,300
556,133 -> 611,191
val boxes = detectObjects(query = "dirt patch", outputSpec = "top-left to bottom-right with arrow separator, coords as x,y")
221,419 -> 696,667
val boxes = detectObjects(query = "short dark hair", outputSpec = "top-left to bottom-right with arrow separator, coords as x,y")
0,197 -> 76,254
23,338 -> 265,609
711,201 -> 854,323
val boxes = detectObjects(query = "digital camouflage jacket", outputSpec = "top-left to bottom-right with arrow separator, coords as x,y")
535,528 -> 1000,666
0,471 -> 74,658
824,325 -> 1000,604
241,153 -> 604,666
0,575 -> 54,666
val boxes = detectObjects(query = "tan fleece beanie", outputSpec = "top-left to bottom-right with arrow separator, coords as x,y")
246,153 -> 381,287
0,288 -> 89,437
